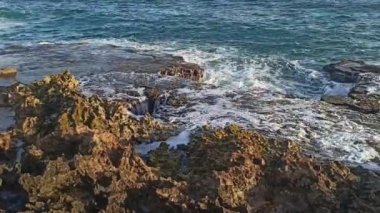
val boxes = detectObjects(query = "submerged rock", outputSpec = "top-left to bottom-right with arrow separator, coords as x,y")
166,93 -> 189,108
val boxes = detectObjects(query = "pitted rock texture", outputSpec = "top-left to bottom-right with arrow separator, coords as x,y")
160,63 -> 204,81
0,72 -> 378,212
0,71 -> 176,212
7,71 -> 175,144
146,125 -> 380,212
0,131 -> 12,151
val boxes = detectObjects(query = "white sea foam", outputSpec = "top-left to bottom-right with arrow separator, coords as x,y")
81,38 -> 326,96
135,141 -> 162,155
74,39 -> 379,169
323,82 -> 354,96
166,130 -> 191,148
83,72 -> 379,166
135,130 -> 191,155
162,87 -> 380,167
31,38 -> 323,96
0,18 -> 24,30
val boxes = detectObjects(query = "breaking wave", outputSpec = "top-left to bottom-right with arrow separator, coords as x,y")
74,39 -> 380,169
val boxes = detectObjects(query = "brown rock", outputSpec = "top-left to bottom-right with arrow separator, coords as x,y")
0,71 -> 379,212
0,67 -> 17,78
146,125 -> 380,212
0,131 -> 12,151
5,71 -> 174,144
160,63 -> 204,81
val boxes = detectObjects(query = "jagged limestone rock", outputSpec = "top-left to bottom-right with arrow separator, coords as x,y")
0,71 -> 378,212
160,63 -> 204,81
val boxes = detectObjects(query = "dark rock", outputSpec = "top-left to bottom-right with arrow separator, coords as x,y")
322,94 -> 380,114
0,84 -> 20,107
144,88 -> 163,114
166,94 -> 188,108
350,83 -> 378,96
0,91 -> 9,107
348,94 -> 380,114
160,63 -> 204,81
322,60 -> 380,114
0,168 -> 28,212
321,95 -> 354,106
323,60 -> 380,83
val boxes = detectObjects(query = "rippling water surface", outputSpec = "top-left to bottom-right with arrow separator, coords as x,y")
0,0 -> 379,168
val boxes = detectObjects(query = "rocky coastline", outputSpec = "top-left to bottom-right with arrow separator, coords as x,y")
0,58 -> 379,212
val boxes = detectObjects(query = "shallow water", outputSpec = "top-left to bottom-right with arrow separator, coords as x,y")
0,0 -> 379,168
0,108 -> 14,131
135,130 -> 190,155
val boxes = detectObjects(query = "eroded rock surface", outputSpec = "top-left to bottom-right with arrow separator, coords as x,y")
0,71 -> 175,212
8,71 -> 174,144
146,125 -> 380,212
0,72 -> 379,212
160,63 -> 204,81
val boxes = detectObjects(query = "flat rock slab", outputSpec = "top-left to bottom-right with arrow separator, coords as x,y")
323,60 -> 380,83
322,95 -> 380,114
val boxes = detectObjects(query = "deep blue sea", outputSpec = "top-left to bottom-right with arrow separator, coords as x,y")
1,0 -> 380,93
1,0 -> 379,59
0,0 -> 380,167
